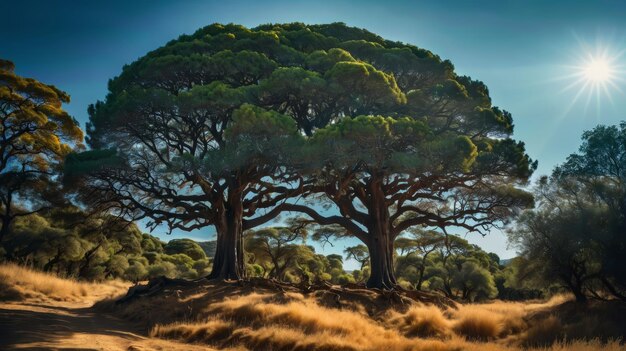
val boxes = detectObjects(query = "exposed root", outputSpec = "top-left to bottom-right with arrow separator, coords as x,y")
116,276 -> 455,311
117,276 -> 204,304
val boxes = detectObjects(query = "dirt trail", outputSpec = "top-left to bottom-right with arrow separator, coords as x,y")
0,298 -> 214,351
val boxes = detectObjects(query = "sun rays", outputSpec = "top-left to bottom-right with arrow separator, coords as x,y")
559,40 -> 625,118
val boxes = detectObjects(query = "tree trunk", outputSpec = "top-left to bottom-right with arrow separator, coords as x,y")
0,213 -> 11,244
365,176 -> 397,289
207,181 -> 245,280
366,235 -> 397,289
0,219 -> 9,243
565,276 -> 587,303
416,264 -> 426,291
572,287 -> 587,303
0,193 -> 12,244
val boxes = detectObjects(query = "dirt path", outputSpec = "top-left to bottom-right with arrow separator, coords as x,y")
0,299 -> 215,351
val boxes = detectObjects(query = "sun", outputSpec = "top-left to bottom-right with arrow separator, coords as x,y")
583,57 -> 613,82
558,42 -> 624,116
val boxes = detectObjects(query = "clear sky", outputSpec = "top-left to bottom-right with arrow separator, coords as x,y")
2,0 -> 625,266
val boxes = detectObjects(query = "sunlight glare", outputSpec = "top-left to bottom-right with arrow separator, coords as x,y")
583,57 -> 612,82
557,40 -> 625,118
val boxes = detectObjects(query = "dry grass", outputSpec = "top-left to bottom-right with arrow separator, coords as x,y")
2,264 -> 623,350
119,282 -> 624,351
0,262 -> 127,303
452,308 -> 502,341
150,292 -> 451,351
387,304 -> 451,339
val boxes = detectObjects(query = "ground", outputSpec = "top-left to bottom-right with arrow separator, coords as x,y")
1,264 -> 625,351
0,263 -> 214,351
0,299 -> 215,350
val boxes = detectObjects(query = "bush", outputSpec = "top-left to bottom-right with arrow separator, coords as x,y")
148,262 -> 177,278
106,255 -> 130,278
164,239 -> 207,261
125,262 -> 148,281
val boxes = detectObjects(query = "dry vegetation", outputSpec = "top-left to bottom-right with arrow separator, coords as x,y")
0,262 -> 127,303
1,263 -> 623,351
99,279 -> 625,351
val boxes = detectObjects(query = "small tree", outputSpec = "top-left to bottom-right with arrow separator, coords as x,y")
395,229 -> 445,290
344,244 -> 370,273
244,226 -> 309,281
451,261 -> 498,301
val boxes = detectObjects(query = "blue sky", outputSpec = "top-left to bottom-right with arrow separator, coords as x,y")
2,0 -> 625,265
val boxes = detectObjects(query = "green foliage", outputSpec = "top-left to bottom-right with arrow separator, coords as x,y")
393,229 -> 502,301
0,59 -> 84,240
508,121 -> 626,302
244,226 -> 355,284
555,122 -> 626,295
164,239 -> 207,261
125,262 -> 148,282
451,261 -> 498,301
244,227 -> 309,281
63,149 -> 123,184
0,206 -> 214,282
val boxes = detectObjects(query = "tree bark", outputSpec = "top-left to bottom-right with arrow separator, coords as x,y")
207,180 -> 245,280
0,203 -> 12,243
572,287 -> 587,303
416,264 -> 427,291
365,176 -> 397,289
366,235 -> 397,289
0,218 -> 9,243
565,276 -> 587,303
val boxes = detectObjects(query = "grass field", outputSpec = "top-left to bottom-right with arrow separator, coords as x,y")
0,262 -> 128,303
1,263 -> 624,351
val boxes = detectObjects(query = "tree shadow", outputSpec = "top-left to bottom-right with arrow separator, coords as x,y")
0,303 -> 145,350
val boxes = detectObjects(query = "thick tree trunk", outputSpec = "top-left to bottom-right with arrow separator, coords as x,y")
365,176 -> 397,289
207,181 -> 245,280
366,234 -> 397,289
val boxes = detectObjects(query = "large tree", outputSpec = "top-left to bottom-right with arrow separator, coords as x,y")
69,101 -> 300,280
0,59 -> 83,242
71,23 -> 534,286
69,23 -> 412,281
252,24 -> 535,289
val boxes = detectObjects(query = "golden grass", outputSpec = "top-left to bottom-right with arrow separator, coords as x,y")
0,262 -> 127,303
141,288 -> 625,351
2,264 -> 622,351
151,292 -> 442,351
387,304 -> 451,339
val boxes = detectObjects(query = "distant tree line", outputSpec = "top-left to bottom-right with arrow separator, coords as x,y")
0,204 -> 521,302
0,206 -> 214,281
